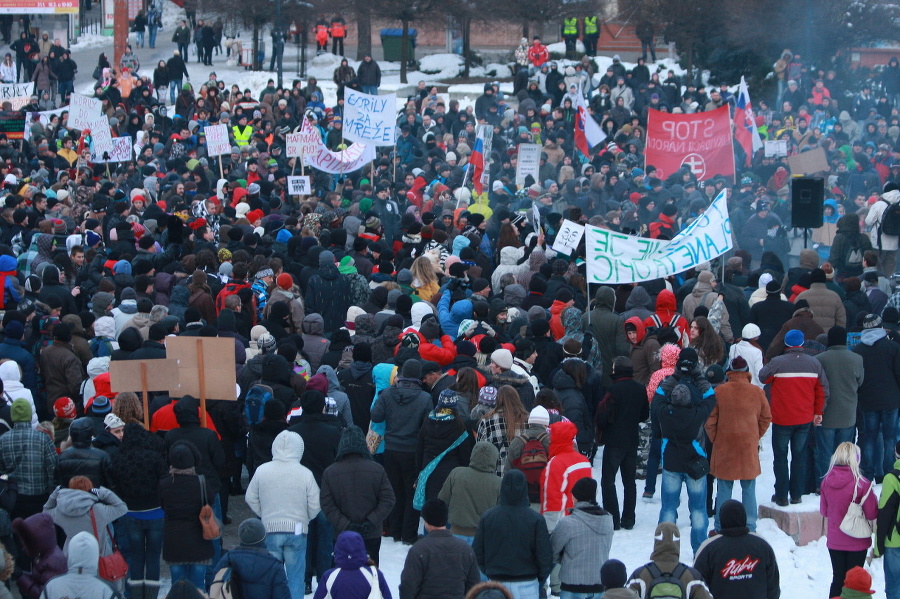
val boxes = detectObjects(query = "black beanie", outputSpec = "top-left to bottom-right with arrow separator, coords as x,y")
300,390 -> 326,414
827,326 -> 847,347
353,342 -> 372,363
719,499 -> 748,534
421,498 -> 448,527
600,559 -> 628,589
571,477 -> 598,503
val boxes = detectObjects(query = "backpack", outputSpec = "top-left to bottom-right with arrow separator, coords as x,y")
879,199 -> 900,238
844,236 -> 865,274
215,282 -> 254,316
647,313 -> 689,347
322,566 -> 382,599
646,562 -> 688,599
511,433 -> 549,503
209,565 -> 243,599
244,382 -> 274,427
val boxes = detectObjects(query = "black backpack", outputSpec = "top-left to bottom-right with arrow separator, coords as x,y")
879,199 -> 900,239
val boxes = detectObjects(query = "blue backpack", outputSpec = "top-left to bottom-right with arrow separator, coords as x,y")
244,382 -> 274,427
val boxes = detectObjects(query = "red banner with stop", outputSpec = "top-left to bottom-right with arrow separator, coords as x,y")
645,105 -> 735,184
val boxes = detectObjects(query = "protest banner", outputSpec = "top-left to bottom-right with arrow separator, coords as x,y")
287,176 -> 311,195
69,93 -> 102,131
585,190 -> 733,284
786,147 -> 829,175
92,136 -> 132,163
516,143 -> 541,187
88,116 -> 114,159
645,105 -> 735,183
0,82 -> 34,109
109,358 -> 179,428
0,111 -> 26,140
765,140 -> 788,157
285,132 -> 304,158
205,124 -> 231,156
551,219 -> 585,255
343,89 -> 396,145
299,117 -> 375,174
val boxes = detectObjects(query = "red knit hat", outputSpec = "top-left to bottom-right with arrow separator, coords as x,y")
843,567 -> 875,594
276,273 -> 293,290
247,209 -> 264,224
54,397 -> 77,419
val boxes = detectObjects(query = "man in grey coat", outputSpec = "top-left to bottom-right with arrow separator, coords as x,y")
814,326 -> 864,485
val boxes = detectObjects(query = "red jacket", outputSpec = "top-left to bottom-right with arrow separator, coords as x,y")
527,43 -> 549,67
541,420 -> 592,514
549,300 -> 569,341
758,347 -> 828,426
418,333 -> 458,367
151,402 -> 221,438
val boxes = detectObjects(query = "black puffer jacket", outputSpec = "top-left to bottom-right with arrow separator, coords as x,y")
551,369 -> 594,453
164,396 -> 226,497
57,417 -> 111,488
305,264 -> 352,333
337,361 -> 375,430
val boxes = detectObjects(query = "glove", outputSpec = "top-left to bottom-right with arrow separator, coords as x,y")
360,521 -> 376,537
462,321 -> 477,338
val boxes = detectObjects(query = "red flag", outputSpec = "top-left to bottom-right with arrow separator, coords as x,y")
645,105 -> 735,183
469,136 -> 484,195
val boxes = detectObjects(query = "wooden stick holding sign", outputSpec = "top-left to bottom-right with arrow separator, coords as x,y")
165,336 -> 238,428
108,358 -> 180,429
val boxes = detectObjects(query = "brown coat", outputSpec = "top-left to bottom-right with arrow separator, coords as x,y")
764,308 -> 825,360
705,371 -> 771,481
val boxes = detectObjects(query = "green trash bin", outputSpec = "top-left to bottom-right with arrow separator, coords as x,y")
381,28 -> 417,62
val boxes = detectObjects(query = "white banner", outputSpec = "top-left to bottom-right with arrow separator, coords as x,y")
205,123 -> 230,156
285,132 -> 304,158
25,105 -> 68,140
69,93 -> 102,131
551,219 -> 585,255
286,176 -> 311,195
585,190 -> 733,284
343,89 -> 396,145
92,136 -> 131,163
1,82 -> 34,110
516,143 -> 541,188
764,140 -> 788,157
299,118 -> 376,175
88,117 -> 114,160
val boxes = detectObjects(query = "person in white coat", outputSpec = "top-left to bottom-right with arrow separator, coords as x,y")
865,181 -> 900,276
726,323 -> 765,388
0,360 -> 38,427
245,430 -> 320,599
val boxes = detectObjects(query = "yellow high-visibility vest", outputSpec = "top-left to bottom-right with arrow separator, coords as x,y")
232,125 -> 252,147
563,18 -> 578,35
584,16 -> 598,35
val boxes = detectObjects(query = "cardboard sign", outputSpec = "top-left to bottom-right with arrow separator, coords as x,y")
109,359 -> 180,393
765,140 -> 788,157
516,143 -> 541,188
551,219 -> 585,255
287,176 -> 311,195
68,93 -> 102,131
343,89 -> 396,145
92,136 -> 132,163
585,189 -> 733,284
786,147 -> 829,176
285,132 -> 303,158
165,336 -> 237,400
88,116 -> 114,159
205,123 -> 230,156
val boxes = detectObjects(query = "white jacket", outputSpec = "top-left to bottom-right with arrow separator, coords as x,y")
246,430 -> 321,534
727,341 -> 764,388
865,189 -> 900,251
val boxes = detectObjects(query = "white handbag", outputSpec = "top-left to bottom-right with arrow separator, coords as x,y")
840,478 -> 875,539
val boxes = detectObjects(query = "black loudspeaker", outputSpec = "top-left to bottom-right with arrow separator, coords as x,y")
791,177 -> 825,229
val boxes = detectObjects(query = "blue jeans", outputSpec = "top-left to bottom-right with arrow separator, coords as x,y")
57,79 -> 73,102
560,592 -> 602,599
169,79 -> 181,104
169,563 -> 206,590
771,423 -> 811,501
148,25 -> 157,48
266,533 -> 307,599
659,470 -> 708,554
306,511 -> 333,584
886,546 -> 900,599
860,409 -> 899,481
362,85 -> 378,95
121,516 -> 164,583
816,426 -> 856,483
714,479 -> 757,532
136,31 -> 145,47
497,579 -> 539,599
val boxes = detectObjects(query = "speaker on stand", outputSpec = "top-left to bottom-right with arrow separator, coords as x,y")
791,177 -> 825,247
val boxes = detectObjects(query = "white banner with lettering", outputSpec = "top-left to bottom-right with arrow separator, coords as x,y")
205,124 -> 231,156
585,190 -> 732,284
69,93 -> 102,131
92,136 -> 132,163
299,118 -> 376,174
1,82 -> 34,110
343,89 -> 396,145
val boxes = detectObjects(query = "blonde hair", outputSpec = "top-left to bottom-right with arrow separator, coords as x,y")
827,441 -> 862,480
410,256 -> 438,288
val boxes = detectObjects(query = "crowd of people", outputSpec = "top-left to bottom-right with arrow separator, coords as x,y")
4,6 -> 900,599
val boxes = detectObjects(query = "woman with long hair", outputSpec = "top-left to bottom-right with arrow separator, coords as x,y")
0,54 -> 16,84
820,442 -> 877,598
476,385 -> 528,476
689,316 -> 724,368
451,367 -> 480,425
187,269 -> 215,325
112,392 -> 143,426
409,255 -> 439,303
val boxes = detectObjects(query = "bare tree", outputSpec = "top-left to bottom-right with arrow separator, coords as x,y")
373,0 -> 440,83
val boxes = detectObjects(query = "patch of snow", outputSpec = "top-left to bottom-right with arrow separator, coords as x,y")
547,40 -> 585,55
418,53 -> 463,79
71,32 -> 112,50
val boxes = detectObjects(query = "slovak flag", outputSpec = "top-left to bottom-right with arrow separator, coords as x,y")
575,106 -> 607,159
734,76 -> 764,166
470,135 -> 485,195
